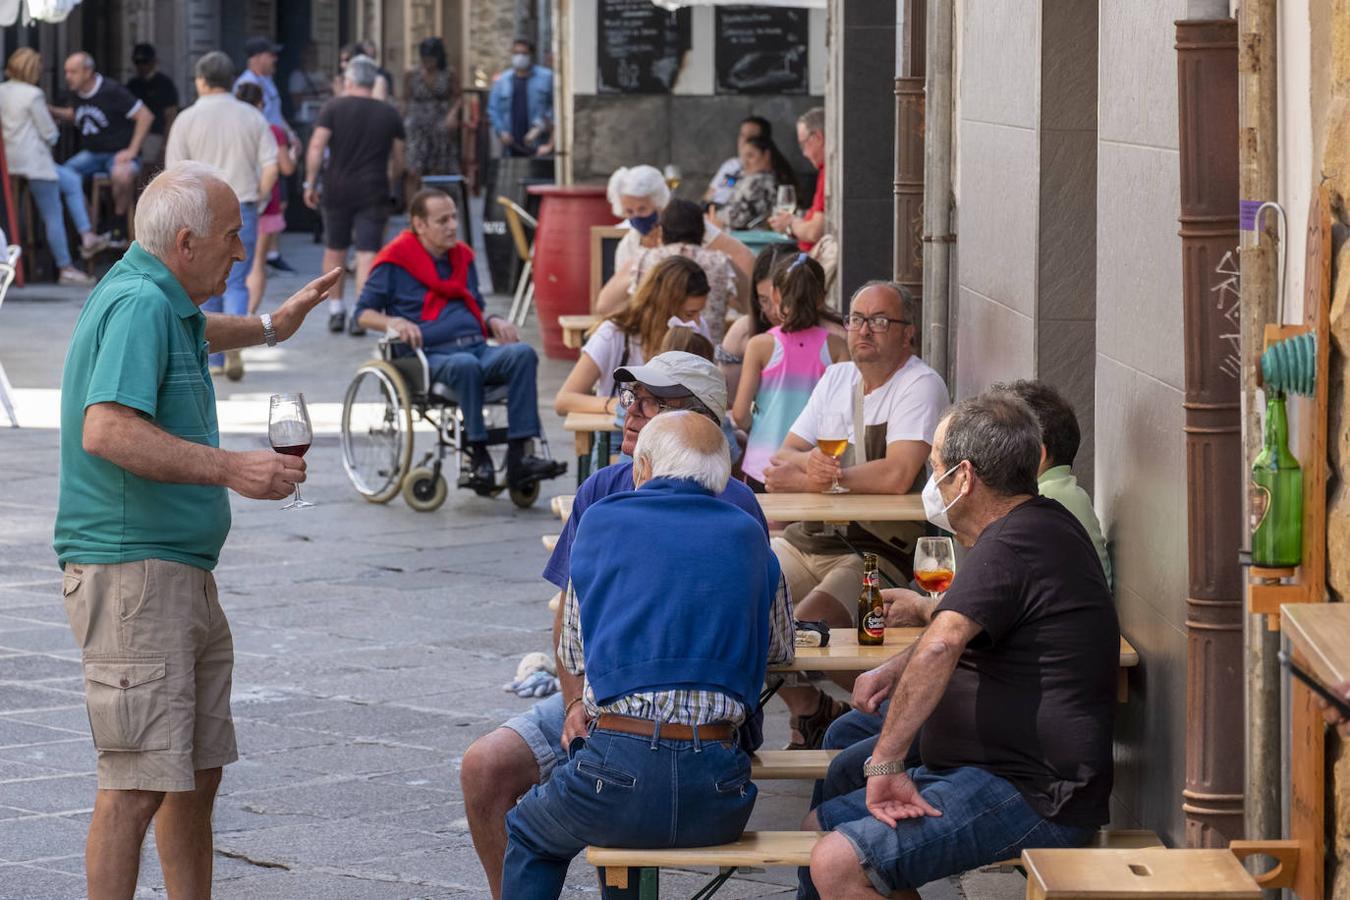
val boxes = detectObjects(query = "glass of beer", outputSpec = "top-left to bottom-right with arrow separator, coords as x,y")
817,412 -> 849,494
913,536 -> 955,600
775,185 -> 797,218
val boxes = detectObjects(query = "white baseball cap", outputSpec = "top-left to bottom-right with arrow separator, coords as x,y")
614,351 -> 727,425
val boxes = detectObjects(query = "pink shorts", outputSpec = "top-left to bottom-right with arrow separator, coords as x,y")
259,212 -> 286,235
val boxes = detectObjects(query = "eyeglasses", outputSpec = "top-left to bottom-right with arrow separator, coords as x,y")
844,313 -> 911,333
618,387 -> 684,419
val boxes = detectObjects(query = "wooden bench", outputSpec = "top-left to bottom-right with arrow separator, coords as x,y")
749,749 -> 836,780
542,534 -> 558,551
560,314 -> 600,350
1022,847 -> 1265,899
565,412 -> 620,485
588,828 -> 1164,896
552,494 -> 574,521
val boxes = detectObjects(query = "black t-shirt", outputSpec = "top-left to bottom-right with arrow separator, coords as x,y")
73,77 -> 142,154
922,495 -> 1118,828
127,71 -> 180,136
316,96 -> 405,208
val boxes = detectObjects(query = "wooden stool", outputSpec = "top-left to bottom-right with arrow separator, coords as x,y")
1021,848 -> 1260,899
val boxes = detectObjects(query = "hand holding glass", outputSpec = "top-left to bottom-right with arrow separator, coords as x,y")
817,412 -> 850,494
914,537 -> 955,599
269,393 -> 313,510
775,186 -> 797,227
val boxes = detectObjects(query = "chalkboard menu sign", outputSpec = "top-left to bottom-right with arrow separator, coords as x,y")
715,6 -> 809,95
597,0 -> 691,94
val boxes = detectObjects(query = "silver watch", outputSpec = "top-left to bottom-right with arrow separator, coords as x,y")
862,755 -> 906,778
260,313 -> 277,347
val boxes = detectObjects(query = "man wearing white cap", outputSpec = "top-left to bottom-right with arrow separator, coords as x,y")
460,351 -> 785,898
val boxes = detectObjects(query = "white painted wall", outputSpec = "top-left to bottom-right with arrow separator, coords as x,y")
1277,0 -> 1315,324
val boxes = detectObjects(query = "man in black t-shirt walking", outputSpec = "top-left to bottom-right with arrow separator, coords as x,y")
802,391 -> 1119,899
303,54 -> 405,335
51,52 -> 154,238
126,43 -> 179,167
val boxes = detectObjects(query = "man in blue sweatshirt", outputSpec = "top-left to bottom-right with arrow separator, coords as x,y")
461,352 -> 775,898
502,411 -> 792,897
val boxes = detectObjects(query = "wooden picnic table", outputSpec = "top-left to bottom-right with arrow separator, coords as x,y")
756,492 -> 925,524
772,628 -> 1140,702
550,491 -> 922,525
564,412 -> 621,485
559,314 -> 600,350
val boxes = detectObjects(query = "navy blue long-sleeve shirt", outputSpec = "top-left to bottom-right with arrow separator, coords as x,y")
355,256 -> 489,350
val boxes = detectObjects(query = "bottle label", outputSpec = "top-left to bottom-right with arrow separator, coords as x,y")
863,571 -> 879,589
1250,482 -> 1270,533
863,610 -> 885,638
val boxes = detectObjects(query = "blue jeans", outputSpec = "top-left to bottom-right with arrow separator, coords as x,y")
63,149 -> 141,178
800,765 -> 1094,897
426,341 -> 542,442
27,166 -> 92,269
504,725 -> 757,899
203,202 -> 258,367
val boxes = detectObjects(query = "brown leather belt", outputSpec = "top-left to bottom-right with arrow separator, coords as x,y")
595,714 -> 735,743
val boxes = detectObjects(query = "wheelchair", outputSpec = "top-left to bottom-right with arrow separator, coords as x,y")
340,338 -> 564,512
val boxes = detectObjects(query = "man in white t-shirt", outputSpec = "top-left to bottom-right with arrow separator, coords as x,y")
763,280 -> 949,749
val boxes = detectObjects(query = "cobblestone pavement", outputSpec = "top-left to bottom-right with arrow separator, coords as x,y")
0,232 -> 1002,899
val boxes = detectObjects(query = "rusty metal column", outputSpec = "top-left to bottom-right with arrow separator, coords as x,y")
1175,18 -> 1245,848
894,0 -> 926,306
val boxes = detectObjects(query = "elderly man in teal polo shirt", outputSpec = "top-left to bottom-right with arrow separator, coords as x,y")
54,160 -> 340,899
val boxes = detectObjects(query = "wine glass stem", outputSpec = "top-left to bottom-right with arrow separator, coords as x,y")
293,484 -> 303,504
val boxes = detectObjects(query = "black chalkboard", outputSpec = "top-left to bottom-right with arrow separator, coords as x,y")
715,6 -> 809,95
597,0 -> 691,94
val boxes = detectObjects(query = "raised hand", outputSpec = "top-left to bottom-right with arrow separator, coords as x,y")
272,268 -> 344,341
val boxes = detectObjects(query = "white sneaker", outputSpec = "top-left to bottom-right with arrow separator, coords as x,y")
224,350 -> 244,381
58,268 -> 94,286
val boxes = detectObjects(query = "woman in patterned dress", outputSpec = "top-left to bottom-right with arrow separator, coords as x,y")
403,36 -> 461,198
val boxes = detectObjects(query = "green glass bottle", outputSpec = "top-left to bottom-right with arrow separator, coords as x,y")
1250,391 -> 1303,568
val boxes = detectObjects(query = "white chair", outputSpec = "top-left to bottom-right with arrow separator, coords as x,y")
0,244 -> 21,427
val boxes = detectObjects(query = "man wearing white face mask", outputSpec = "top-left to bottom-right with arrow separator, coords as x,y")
800,392 -> 1119,900
762,280 -> 949,749
487,39 -> 553,158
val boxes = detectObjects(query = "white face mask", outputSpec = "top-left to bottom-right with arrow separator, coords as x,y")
511,53 -> 532,71
921,462 -> 964,533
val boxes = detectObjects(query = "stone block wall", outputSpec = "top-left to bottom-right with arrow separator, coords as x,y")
469,0 -> 517,88
571,93 -> 822,201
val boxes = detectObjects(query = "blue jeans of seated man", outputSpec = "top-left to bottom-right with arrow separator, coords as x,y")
504,726 -> 757,899
426,341 -> 542,443
64,149 -> 141,179
203,202 -> 258,368
28,167 -> 94,269
799,765 -> 1095,898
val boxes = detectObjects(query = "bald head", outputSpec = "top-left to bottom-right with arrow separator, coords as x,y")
632,410 -> 731,493
63,52 -> 96,93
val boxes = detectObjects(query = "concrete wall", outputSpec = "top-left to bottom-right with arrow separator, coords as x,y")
1095,0 -> 1191,847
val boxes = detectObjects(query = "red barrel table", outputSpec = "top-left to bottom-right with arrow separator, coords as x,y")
527,184 -> 619,359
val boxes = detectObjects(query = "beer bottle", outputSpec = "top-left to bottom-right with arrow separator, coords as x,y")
1250,390 -> 1303,568
857,553 -> 885,646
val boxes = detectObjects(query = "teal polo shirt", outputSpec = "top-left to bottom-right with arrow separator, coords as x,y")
54,242 -> 231,571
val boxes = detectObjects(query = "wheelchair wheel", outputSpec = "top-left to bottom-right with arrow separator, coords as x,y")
509,479 -> 541,509
402,467 -> 448,512
341,361 -> 413,504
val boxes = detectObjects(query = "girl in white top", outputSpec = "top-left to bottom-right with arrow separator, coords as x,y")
0,49 -> 106,285
554,256 -> 711,416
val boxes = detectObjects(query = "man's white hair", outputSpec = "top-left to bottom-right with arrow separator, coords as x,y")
134,161 -> 229,261
632,410 -> 731,495
606,165 -> 670,219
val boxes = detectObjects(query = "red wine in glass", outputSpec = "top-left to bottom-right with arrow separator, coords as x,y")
268,393 -> 314,509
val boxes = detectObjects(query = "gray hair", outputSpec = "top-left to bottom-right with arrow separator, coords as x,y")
850,280 -> 918,326
70,52 -> 94,71
344,54 -> 379,89
606,165 -> 670,218
134,161 -> 229,261
799,106 -> 824,135
195,51 -> 234,90
938,391 -> 1042,497
633,410 -> 730,495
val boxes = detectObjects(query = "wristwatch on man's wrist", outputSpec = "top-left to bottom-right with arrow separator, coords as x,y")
259,313 -> 277,347
862,755 -> 906,778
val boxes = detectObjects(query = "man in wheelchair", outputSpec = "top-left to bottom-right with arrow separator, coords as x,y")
353,187 -> 564,490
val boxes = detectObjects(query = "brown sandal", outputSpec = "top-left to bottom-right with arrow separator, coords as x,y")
784,694 -> 850,750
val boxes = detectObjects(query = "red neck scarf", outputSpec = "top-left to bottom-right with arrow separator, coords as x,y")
370,231 -> 485,335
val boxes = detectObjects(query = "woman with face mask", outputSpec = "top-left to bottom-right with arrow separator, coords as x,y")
603,165 -> 756,314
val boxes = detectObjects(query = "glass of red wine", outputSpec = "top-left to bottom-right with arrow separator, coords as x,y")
269,393 -> 313,510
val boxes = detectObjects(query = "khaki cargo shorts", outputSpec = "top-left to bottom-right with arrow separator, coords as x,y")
771,537 -> 865,614
62,559 -> 238,792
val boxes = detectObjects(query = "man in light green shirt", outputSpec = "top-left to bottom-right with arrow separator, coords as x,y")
55,161 -> 341,899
